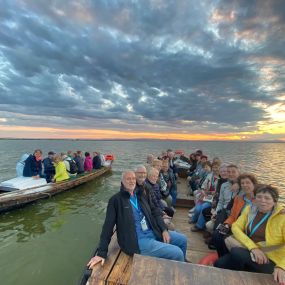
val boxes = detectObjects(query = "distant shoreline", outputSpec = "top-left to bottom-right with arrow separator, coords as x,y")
0,138 -> 284,143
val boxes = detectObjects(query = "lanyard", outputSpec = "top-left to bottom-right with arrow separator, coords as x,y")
248,211 -> 271,237
243,195 -> 252,205
240,195 -> 253,214
130,194 -> 138,210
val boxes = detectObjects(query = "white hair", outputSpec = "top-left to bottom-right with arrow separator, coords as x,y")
134,165 -> 146,172
121,170 -> 135,181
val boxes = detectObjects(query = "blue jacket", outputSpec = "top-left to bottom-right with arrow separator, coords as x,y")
43,157 -> 55,175
23,154 -> 42,177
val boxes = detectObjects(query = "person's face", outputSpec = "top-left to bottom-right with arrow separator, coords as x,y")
227,167 -> 239,181
122,172 -> 136,192
135,167 -> 147,185
196,155 -> 201,162
204,165 -> 211,172
153,162 -> 162,171
201,157 -> 207,163
240,178 -> 255,195
148,170 -> 159,184
34,151 -> 42,160
168,152 -> 174,159
212,165 -> 219,175
256,191 -> 275,213
161,162 -> 169,172
219,167 -> 228,179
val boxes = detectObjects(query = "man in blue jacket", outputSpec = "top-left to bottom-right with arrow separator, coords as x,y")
87,170 -> 187,268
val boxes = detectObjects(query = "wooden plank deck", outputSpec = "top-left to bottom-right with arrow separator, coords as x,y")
128,254 -> 276,285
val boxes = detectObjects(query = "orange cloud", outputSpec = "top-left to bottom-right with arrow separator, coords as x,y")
0,125 -> 252,141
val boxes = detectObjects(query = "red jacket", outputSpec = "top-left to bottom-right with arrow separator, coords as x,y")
84,156 -> 93,172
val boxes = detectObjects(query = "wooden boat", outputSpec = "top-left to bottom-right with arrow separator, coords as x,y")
78,177 -> 277,285
0,164 -> 112,213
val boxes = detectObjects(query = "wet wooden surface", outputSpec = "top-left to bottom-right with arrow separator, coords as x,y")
128,254 -> 277,285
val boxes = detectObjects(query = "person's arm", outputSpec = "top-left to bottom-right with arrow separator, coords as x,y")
224,196 -> 239,226
201,174 -> 212,191
216,184 -> 225,212
96,196 -> 117,259
148,195 -> 167,233
231,206 -> 258,250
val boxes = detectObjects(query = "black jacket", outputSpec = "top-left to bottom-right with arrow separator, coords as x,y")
97,184 -> 167,258
92,156 -> 102,169
23,155 -> 42,177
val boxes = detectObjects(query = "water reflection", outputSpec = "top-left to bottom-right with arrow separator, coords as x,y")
0,173 -> 112,244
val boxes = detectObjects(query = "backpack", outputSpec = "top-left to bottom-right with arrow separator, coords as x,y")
68,159 -> 78,174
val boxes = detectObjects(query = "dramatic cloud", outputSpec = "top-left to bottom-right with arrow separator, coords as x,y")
0,0 -> 285,140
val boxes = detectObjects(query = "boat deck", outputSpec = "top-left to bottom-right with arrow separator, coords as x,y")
85,178 -> 276,285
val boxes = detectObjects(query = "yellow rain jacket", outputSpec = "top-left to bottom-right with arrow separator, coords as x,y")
232,204 -> 285,270
54,161 -> 69,182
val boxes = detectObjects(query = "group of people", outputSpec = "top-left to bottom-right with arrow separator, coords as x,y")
185,149 -> 285,285
17,149 -> 103,183
88,149 -> 188,269
88,148 -> 284,285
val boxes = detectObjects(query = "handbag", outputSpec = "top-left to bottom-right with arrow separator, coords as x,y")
225,235 -> 285,253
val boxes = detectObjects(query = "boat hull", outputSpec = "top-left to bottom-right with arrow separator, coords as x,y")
0,166 -> 112,213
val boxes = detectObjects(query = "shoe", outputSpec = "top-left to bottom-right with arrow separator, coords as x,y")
185,258 -> 192,263
188,213 -> 193,218
208,244 -> 216,250
203,231 -> 212,239
204,237 -> 212,244
188,207 -> 195,213
190,225 -> 202,232
188,219 -> 195,224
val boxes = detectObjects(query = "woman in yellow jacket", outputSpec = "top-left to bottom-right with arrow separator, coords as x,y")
52,154 -> 69,183
214,185 -> 285,285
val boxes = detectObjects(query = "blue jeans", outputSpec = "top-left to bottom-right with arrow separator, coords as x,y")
191,202 -> 212,229
170,187 -> 177,207
138,231 -> 187,261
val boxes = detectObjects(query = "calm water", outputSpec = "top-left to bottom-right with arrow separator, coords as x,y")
0,139 -> 284,285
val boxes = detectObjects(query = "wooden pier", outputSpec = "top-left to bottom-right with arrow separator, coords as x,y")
85,178 -> 276,285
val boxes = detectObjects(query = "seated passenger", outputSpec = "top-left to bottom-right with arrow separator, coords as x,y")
92,152 -> 102,169
214,164 -> 241,228
212,173 -> 257,256
145,167 -> 174,218
152,159 -> 172,207
62,154 -> 78,177
23,149 -> 43,179
84,152 -> 93,172
214,185 -> 285,285
190,162 -> 220,232
52,154 -> 69,182
161,160 -> 177,207
87,170 -> 188,269
74,151 -> 84,174
42,151 -> 56,183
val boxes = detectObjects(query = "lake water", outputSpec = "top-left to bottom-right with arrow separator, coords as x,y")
0,139 -> 284,285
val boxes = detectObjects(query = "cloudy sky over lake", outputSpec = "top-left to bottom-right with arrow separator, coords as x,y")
0,0 -> 285,140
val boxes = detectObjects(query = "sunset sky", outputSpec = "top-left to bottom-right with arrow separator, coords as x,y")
1,0 -> 285,141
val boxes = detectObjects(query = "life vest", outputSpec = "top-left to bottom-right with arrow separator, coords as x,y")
105,154 -> 115,161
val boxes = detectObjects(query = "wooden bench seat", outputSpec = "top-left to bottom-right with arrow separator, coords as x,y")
88,234 -> 133,285
128,254 -> 277,285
